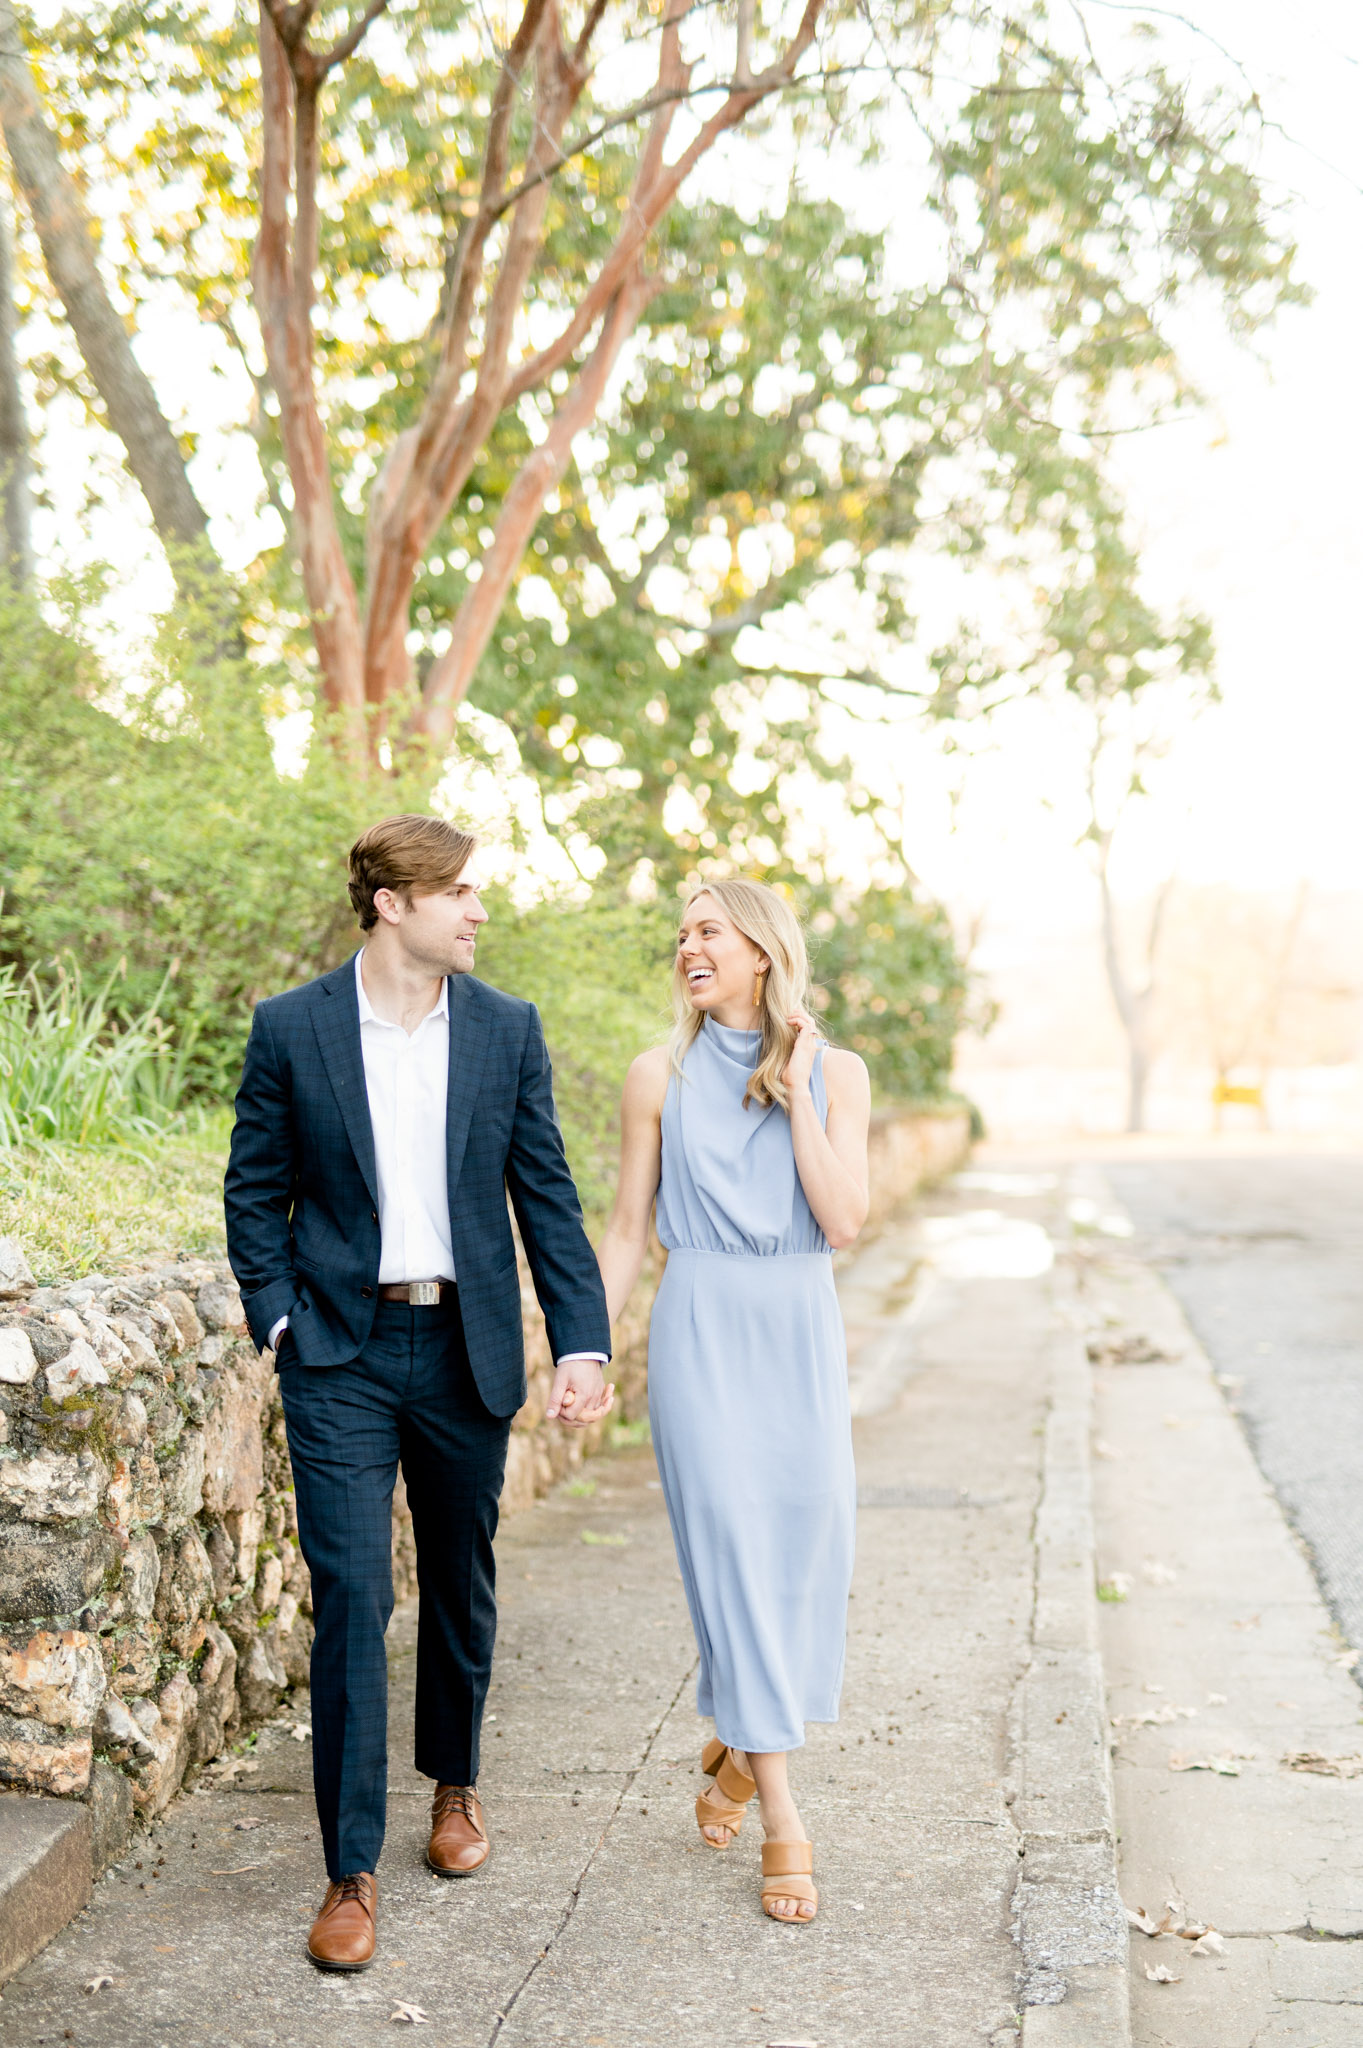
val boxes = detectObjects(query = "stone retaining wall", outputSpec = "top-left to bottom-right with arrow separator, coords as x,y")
0,1105 -> 966,1867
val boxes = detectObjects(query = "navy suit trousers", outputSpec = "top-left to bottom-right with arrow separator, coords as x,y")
277,1294 -> 509,1880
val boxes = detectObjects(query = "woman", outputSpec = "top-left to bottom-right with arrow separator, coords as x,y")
597,879 -> 870,1922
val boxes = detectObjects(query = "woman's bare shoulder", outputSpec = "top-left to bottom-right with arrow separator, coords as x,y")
622,1043 -> 671,1111
823,1045 -> 871,1101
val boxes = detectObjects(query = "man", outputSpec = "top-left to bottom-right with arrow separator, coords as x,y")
224,814 -> 613,1971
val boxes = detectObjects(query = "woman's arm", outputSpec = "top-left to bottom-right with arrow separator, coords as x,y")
785,1025 -> 871,1250
596,1047 -> 669,1325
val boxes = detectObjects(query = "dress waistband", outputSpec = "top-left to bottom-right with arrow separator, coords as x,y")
660,1246 -> 831,1265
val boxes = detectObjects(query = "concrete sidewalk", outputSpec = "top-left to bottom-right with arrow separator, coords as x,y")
1072,1160 -> 1363,2047
0,1184 -> 1123,2047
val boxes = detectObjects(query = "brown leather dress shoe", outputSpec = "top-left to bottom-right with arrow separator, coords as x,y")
307,1871 -> 377,1970
426,1783 -> 490,1877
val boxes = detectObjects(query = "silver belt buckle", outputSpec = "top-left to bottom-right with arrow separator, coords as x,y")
408,1280 -> 440,1307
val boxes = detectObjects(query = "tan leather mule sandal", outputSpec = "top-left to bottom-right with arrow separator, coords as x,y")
760,1841 -> 818,1922
695,1737 -> 757,1848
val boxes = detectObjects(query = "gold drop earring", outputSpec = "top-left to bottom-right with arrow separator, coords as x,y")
752,964 -> 766,1010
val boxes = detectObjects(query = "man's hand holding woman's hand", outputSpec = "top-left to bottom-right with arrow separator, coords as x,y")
546,1357 -> 615,1429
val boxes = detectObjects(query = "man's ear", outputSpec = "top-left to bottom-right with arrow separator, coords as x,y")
372,886 -> 403,927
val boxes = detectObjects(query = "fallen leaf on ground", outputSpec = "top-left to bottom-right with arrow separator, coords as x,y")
290,1723 -> 312,1742
580,1530 -> 628,1547
84,1975 -> 115,1993
1190,1931 -> 1225,1956
1126,1905 -> 1162,1936
391,2003 -> 429,2024
1142,1560 -> 1179,1586
1145,1964 -> 1181,1983
1169,1752 -> 1245,1776
1093,1439 -> 1120,1460
1087,1334 -> 1178,1366
1098,1574 -> 1132,1602
1207,1692 -> 1228,1706
1113,1703 -> 1198,1729
1283,1750 -> 1363,1779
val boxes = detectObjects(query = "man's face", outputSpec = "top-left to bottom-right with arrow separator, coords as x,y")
383,871 -> 489,976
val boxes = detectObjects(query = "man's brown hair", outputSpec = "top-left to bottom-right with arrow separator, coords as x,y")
347,815 -> 478,931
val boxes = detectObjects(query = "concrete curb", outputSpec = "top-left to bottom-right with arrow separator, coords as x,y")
0,1795 -> 91,1988
1012,1269 -> 1131,2044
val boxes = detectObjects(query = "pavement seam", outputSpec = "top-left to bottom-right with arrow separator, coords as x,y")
1011,1254 -> 1132,2046
484,1653 -> 699,2046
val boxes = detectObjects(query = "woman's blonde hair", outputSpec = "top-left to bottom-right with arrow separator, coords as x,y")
668,879 -> 813,1111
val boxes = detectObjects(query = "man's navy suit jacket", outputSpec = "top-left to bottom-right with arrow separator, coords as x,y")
223,954 -> 611,1419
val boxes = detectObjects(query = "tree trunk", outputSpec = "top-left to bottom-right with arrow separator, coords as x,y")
1096,849 -> 1165,1135
0,183 -> 31,584
0,0 -> 210,562
1126,1035 -> 1150,1135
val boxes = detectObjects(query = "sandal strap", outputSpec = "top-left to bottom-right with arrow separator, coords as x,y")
696,1782 -> 749,1829
762,1875 -> 818,1907
712,1750 -> 756,1804
761,1840 -> 815,1878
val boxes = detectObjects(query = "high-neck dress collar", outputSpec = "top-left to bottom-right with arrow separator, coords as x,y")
703,1017 -> 762,1065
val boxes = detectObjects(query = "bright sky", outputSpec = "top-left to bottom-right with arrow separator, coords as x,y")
879,2 -> 1363,949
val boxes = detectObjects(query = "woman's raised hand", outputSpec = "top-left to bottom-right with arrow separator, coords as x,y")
781,1009 -> 822,1097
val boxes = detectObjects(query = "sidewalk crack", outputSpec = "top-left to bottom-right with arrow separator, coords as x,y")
485,1655 -> 699,2046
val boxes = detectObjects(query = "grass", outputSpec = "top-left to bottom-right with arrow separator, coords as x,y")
0,1110 -> 231,1281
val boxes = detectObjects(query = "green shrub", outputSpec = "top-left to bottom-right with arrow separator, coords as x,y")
809,886 -> 969,1104
0,581 -> 971,1238
0,956 -> 191,1148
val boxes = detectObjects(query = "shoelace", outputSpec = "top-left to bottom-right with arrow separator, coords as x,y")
433,1784 -> 481,1829
324,1873 -> 371,1913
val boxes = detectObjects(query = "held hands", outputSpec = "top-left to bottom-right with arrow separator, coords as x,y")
781,1008 -> 823,1098
546,1357 -> 616,1430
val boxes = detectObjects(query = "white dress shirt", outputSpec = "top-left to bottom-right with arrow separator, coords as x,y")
355,951 -> 456,1284
268,954 -> 605,1374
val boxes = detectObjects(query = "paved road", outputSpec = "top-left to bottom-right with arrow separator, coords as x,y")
1100,1152 -> 1363,1665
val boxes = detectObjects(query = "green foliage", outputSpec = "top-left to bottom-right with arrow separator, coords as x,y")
809,888 -> 970,1105
21,7 -> 1303,899
0,582 -> 421,1093
0,956 -> 188,1147
473,894 -> 675,1219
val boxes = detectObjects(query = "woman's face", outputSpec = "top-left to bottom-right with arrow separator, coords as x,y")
676,893 -> 765,1012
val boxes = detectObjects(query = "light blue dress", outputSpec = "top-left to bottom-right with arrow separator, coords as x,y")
648,1018 -> 856,1754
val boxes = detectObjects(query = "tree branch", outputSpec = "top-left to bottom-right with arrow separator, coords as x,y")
417,267 -> 657,742
252,0 -> 365,726
318,0 -> 392,74
0,0 -> 209,559
504,0 -> 825,407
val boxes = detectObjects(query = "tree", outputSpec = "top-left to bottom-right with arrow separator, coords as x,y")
0,185 -> 30,582
247,0 -> 828,753
3,5 -> 1302,900
0,0 -> 210,565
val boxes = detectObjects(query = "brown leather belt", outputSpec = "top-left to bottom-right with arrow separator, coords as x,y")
377,1280 -> 454,1306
